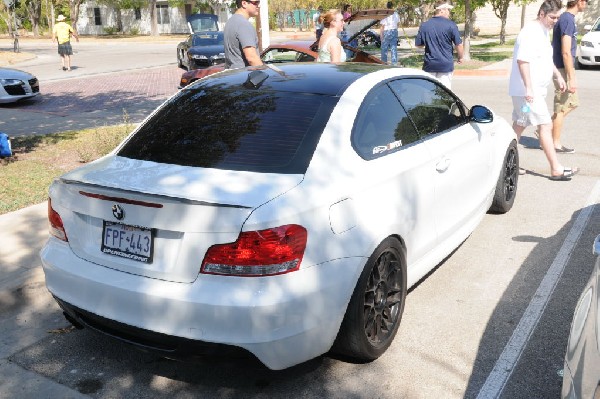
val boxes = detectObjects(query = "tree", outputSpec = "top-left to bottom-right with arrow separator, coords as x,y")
489,0 -> 510,44
68,0 -> 84,31
454,0 -> 486,62
24,0 -> 42,35
148,0 -> 157,35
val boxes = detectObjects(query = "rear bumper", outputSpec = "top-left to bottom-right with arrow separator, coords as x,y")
54,296 -> 253,360
41,238 -> 364,370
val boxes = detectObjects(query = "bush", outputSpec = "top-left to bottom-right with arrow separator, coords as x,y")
103,26 -> 118,35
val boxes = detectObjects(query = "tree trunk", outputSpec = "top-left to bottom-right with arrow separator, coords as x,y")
26,0 -> 42,37
149,0 -> 158,36
256,11 -> 262,52
462,0 -> 472,61
500,16 -> 506,44
521,4 -> 526,29
115,6 -> 123,32
69,0 -> 82,33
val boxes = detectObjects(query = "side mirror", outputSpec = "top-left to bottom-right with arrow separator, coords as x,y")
584,24 -> 592,31
470,105 -> 493,123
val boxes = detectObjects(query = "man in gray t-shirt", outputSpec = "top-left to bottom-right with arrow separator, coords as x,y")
224,0 -> 263,69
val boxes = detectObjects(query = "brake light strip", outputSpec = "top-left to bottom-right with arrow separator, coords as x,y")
79,191 -> 163,208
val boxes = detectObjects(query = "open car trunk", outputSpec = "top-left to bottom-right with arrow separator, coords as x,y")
187,14 -> 219,34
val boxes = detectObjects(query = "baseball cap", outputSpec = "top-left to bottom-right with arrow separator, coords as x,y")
435,3 -> 454,9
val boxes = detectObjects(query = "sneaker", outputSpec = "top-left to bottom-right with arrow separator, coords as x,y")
555,146 -> 575,154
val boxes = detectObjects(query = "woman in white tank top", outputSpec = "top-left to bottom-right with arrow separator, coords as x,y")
317,10 -> 347,63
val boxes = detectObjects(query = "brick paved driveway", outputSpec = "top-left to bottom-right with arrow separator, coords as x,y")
0,65 -> 182,137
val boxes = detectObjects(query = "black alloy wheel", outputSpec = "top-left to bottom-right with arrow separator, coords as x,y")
490,140 -> 518,214
333,237 -> 407,361
364,249 -> 403,346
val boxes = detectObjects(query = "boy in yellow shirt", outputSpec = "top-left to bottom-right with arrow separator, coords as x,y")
52,15 -> 79,71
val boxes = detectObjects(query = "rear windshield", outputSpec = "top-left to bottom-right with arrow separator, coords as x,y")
117,83 -> 337,174
193,32 -> 223,46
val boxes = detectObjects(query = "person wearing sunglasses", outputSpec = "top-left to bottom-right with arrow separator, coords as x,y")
224,0 -> 264,69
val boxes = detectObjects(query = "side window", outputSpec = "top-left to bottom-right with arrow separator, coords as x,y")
352,84 -> 420,160
262,49 -> 315,63
389,78 -> 466,137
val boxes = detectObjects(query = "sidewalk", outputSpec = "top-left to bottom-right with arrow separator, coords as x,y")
0,202 -> 48,292
0,201 -> 91,398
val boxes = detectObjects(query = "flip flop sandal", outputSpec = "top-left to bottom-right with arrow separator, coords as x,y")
555,146 -> 575,154
549,167 -> 579,181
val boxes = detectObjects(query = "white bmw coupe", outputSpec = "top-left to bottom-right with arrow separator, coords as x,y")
41,63 -> 518,370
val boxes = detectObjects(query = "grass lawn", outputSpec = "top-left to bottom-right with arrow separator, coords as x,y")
0,124 -> 132,215
400,51 -> 513,69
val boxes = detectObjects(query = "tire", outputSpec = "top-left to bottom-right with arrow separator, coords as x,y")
178,50 -> 188,70
333,237 -> 407,361
490,140 -> 518,214
575,58 -> 587,70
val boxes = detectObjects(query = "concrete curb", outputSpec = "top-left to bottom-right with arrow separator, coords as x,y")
454,69 -> 508,77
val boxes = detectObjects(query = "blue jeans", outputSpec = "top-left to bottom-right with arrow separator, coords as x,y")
340,30 -> 355,60
381,29 -> 398,65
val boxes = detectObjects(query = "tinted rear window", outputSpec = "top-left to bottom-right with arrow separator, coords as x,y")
118,84 -> 337,174
193,32 -> 223,46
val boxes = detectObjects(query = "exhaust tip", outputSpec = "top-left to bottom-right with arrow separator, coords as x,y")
63,311 -> 84,330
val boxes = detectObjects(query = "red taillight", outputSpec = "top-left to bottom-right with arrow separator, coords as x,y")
201,224 -> 307,277
48,199 -> 68,242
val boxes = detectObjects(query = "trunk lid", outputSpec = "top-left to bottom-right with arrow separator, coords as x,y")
52,156 -> 303,283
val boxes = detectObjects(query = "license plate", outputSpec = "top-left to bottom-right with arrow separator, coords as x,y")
101,221 -> 153,263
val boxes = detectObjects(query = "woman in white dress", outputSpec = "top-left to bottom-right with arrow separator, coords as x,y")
317,10 -> 347,63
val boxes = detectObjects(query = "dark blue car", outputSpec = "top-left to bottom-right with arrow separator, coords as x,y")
177,14 -> 224,70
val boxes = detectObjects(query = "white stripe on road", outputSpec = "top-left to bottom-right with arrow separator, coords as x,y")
477,180 -> 600,399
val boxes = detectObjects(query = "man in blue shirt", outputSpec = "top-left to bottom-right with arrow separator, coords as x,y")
551,0 -> 587,154
415,0 -> 463,89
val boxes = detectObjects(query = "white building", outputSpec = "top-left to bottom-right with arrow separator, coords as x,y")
76,1 -> 232,35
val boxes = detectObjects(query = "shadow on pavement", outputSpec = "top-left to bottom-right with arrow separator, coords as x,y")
0,66 -> 181,137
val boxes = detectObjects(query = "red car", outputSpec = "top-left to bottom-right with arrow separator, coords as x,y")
178,9 -> 393,88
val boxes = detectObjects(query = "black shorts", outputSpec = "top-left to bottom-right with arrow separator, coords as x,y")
57,42 -> 73,56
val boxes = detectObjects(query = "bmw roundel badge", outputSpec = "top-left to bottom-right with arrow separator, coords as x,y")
112,204 -> 124,220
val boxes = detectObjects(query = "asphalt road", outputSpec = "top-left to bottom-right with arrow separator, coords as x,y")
1,38 -> 599,398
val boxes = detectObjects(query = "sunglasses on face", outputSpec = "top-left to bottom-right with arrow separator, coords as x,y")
246,0 -> 260,5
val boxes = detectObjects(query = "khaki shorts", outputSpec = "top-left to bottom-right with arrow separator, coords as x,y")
553,68 -> 579,113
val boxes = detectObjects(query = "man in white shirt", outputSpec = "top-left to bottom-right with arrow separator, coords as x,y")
380,2 -> 400,66
509,0 -> 578,180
